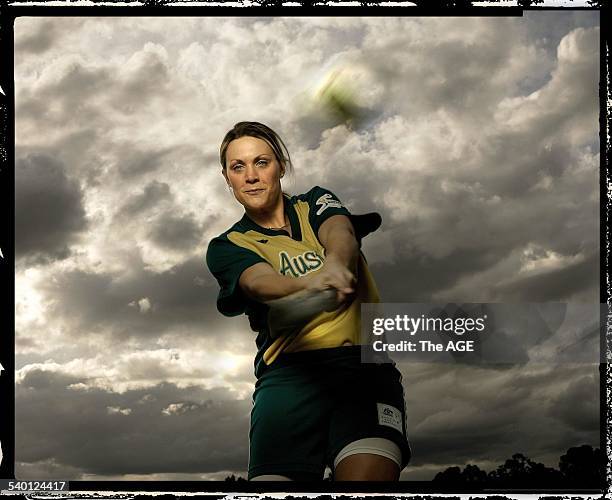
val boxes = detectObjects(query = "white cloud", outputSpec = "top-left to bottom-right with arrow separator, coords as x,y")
128,297 -> 152,314
107,406 -> 132,416
161,402 -> 200,416
16,346 -> 254,397
519,244 -> 585,275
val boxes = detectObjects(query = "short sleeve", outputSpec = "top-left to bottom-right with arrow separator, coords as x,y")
306,186 -> 352,234
306,186 -> 382,243
206,236 -> 266,317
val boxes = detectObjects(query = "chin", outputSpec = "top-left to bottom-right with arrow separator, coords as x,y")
239,196 -> 268,211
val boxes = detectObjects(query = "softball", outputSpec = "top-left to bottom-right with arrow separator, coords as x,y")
310,62 -> 382,130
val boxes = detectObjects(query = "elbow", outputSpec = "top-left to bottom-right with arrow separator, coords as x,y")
241,276 -> 265,302
342,225 -> 359,251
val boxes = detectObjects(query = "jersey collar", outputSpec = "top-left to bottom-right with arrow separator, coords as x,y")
239,194 -> 302,241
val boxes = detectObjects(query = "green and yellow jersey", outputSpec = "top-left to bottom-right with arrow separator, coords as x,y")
206,186 -> 381,378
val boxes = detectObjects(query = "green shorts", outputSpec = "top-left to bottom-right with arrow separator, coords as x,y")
248,345 -> 411,481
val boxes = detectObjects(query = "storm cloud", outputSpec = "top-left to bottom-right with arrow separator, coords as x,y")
117,180 -> 173,218
16,368 -> 250,478
15,154 -> 88,263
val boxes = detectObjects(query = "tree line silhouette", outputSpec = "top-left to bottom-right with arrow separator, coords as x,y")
433,444 -> 603,488
225,444 -> 603,486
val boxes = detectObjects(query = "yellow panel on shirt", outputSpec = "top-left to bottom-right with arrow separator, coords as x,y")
227,199 -> 380,366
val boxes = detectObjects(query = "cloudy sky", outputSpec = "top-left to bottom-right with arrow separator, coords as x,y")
13,13 -> 601,481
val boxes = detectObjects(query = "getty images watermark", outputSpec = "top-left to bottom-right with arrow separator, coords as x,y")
360,303 -> 606,365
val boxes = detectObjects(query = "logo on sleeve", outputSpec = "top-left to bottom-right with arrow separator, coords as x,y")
377,403 -> 403,434
315,193 -> 343,216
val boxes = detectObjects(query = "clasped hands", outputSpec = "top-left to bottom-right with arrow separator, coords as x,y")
302,256 -> 357,307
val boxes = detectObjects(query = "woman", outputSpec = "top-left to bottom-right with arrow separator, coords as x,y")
206,122 -> 410,481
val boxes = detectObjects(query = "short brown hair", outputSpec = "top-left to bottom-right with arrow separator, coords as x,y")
219,122 -> 293,174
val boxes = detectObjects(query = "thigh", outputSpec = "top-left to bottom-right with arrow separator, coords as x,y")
334,437 -> 402,470
334,451 -> 400,481
327,362 -> 411,472
248,366 -> 331,481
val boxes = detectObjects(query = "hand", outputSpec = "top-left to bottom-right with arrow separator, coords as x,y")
303,257 -> 356,305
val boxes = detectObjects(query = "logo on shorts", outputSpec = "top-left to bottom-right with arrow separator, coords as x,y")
315,193 -> 343,215
377,403 -> 403,434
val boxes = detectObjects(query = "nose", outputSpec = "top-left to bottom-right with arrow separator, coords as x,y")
245,164 -> 259,184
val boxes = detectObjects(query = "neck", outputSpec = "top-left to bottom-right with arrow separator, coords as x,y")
246,196 -> 286,229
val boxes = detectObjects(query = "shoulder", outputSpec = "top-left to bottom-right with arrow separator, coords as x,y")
206,223 -> 237,251
205,221 -> 249,269
293,186 -> 345,207
293,185 -> 335,200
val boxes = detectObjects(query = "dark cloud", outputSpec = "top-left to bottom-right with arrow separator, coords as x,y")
322,135 -> 598,304
340,18 -> 521,124
16,370 -> 250,477
398,362 -> 600,471
547,375 -> 599,433
15,154 -> 88,264
417,39 -> 513,112
523,11 -> 600,63
117,148 -> 175,178
15,49 -> 170,131
472,135 -> 575,198
15,361 -> 598,480
112,48 -> 171,114
112,143 -> 205,180
292,115 -> 349,151
17,60 -> 111,130
37,256 -> 237,345
14,335 -> 41,353
372,246 -> 506,302
117,180 -> 173,218
16,461 -> 85,481
17,44 -> 171,125
16,131 -> 107,189
55,130 -> 104,186
40,270 -> 127,331
148,211 -> 202,251
492,251 -> 599,302
52,63 -> 110,103
14,20 -> 60,54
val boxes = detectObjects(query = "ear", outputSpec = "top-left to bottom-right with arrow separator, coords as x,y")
280,163 -> 286,178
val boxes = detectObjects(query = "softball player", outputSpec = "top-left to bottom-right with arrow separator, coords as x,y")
206,122 -> 411,481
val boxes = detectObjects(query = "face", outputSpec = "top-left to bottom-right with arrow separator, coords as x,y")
224,136 -> 285,213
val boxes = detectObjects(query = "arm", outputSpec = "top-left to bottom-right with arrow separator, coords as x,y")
316,214 -> 360,303
318,214 -> 359,276
239,215 -> 359,303
238,215 -> 360,305
239,262 -> 310,302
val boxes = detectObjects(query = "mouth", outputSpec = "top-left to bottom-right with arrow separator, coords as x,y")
244,188 -> 265,195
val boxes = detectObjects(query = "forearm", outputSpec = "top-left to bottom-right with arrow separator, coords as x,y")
238,215 -> 360,304
240,269 -> 310,302
322,222 -> 359,274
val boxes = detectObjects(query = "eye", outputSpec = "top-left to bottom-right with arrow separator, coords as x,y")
231,163 -> 245,171
256,159 -> 268,167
